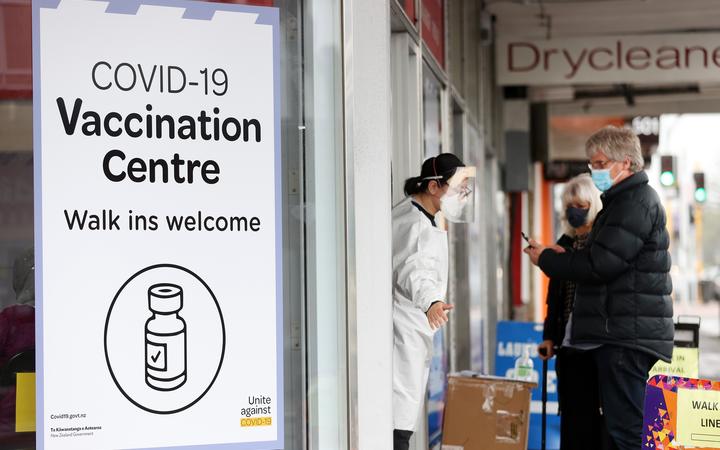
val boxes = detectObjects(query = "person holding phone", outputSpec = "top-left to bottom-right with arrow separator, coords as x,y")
535,174 -> 604,450
525,126 -> 673,450
392,154 -> 474,450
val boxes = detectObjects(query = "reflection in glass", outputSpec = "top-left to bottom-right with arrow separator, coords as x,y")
423,66 -> 442,158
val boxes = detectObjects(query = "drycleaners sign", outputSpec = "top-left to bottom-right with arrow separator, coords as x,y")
33,1 -> 282,449
497,32 -> 720,86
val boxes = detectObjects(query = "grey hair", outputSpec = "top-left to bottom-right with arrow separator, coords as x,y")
560,174 -> 602,236
585,125 -> 644,172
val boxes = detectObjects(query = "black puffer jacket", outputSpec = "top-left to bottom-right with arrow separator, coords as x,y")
539,171 -> 674,362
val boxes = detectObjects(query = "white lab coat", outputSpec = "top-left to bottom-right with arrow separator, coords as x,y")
392,197 -> 449,431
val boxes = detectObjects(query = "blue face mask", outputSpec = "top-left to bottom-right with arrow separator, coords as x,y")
591,164 -> 618,192
566,207 -> 589,228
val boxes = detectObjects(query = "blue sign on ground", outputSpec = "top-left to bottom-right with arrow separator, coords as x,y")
495,321 -> 561,450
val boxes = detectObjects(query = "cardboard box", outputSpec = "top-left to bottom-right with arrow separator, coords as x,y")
442,374 -> 535,450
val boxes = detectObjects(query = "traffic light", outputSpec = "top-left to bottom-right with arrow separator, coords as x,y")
694,172 -> 707,203
660,155 -> 677,187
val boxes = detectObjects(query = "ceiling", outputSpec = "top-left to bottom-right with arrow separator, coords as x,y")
487,0 -> 720,40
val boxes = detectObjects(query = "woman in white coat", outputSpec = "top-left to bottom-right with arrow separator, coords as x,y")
393,153 -> 470,450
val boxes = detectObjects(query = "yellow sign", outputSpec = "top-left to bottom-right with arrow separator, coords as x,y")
677,388 -> 720,447
15,372 -> 36,433
240,417 -> 272,427
649,347 -> 699,379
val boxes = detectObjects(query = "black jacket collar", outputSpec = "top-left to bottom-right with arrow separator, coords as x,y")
602,171 -> 648,205
411,200 -> 437,227
557,234 -> 574,247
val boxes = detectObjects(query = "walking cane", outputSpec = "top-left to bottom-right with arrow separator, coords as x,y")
539,348 -> 548,450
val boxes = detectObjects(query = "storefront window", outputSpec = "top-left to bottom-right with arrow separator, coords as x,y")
0,111 -> 34,448
0,1 -> 345,449
0,0 -> 34,446
423,65 -> 443,158
422,63 -> 447,450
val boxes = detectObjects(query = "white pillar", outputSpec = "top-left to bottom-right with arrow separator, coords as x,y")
343,1 -> 394,449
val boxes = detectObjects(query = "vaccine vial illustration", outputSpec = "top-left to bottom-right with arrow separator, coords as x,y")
145,283 -> 187,391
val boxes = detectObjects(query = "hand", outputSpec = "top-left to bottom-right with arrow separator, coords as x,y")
523,238 -> 546,266
426,302 -> 454,330
523,239 -> 566,266
537,340 -> 555,361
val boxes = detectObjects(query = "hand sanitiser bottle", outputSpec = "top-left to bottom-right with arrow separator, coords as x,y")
513,345 -> 534,382
145,283 -> 187,391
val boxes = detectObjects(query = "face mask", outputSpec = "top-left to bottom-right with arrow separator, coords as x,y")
591,163 -> 621,192
440,193 -> 467,223
566,207 -> 589,228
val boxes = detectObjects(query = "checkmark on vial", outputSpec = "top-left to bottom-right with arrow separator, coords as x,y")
147,342 -> 167,371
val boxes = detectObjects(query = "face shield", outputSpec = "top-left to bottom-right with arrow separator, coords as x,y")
440,166 -> 476,223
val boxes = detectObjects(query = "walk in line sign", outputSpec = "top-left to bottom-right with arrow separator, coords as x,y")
644,376 -> 720,450
677,389 -> 720,446
33,1 -> 282,449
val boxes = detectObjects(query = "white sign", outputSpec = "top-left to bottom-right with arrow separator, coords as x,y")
497,32 -> 720,86
33,1 -> 282,449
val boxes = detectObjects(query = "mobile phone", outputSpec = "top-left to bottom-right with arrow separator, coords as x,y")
521,231 -> 530,244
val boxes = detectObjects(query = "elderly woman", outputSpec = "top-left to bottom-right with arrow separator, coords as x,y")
526,126 -> 673,450
537,174 -> 602,450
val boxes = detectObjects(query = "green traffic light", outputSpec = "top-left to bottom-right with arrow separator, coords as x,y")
695,188 -> 707,203
660,171 -> 675,187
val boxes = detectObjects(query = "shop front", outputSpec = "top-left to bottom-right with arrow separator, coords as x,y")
2,0 -> 350,448
0,1 -> 508,449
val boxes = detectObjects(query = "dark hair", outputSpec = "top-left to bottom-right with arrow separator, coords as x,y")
403,153 -> 465,196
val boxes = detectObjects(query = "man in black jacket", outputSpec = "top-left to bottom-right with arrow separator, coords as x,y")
525,126 -> 673,450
